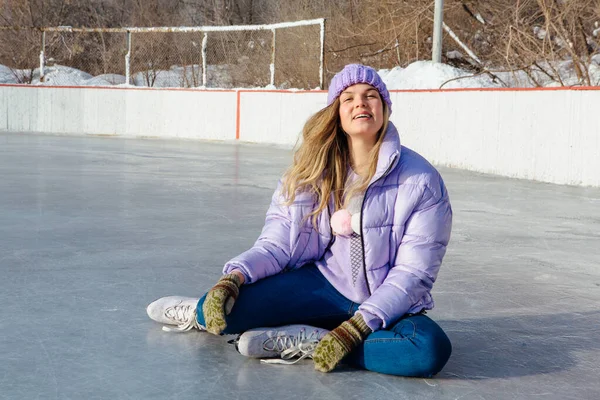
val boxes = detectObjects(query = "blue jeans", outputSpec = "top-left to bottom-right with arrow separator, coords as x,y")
196,264 -> 452,377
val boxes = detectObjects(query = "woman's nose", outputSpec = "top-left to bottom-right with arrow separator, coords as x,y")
354,96 -> 366,107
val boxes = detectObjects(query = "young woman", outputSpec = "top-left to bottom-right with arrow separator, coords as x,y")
147,64 -> 453,377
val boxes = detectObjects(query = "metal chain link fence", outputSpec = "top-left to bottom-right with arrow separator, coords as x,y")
131,31 -> 205,88
44,30 -> 127,85
0,27 -> 41,84
275,24 -> 321,89
0,20 -> 324,89
130,30 -> 273,88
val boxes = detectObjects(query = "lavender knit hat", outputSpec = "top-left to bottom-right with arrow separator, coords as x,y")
327,64 -> 392,114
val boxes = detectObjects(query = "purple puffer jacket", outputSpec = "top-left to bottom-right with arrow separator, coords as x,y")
223,122 -> 452,331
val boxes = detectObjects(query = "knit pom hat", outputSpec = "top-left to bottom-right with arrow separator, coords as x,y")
327,64 -> 392,114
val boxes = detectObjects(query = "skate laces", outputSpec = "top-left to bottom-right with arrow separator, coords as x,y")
161,303 -> 204,333
260,328 -> 323,365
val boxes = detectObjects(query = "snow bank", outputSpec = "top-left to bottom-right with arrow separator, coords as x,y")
494,56 -> 600,88
85,74 -> 127,86
1,57 -> 599,89
0,64 -> 20,84
32,66 -> 93,86
131,64 -> 234,88
379,61 -> 501,90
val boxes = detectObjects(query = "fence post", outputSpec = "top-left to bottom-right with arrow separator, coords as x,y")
125,31 -> 132,85
202,32 -> 207,87
39,30 -> 46,82
270,29 -> 276,87
432,0 -> 444,63
320,19 -> 325,89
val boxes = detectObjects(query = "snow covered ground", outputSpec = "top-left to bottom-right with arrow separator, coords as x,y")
378,56 -> 600,89
0,63 -> 234,88
1,56 -> 599,89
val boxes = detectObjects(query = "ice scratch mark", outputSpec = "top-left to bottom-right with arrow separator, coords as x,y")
217,213 -> 234,224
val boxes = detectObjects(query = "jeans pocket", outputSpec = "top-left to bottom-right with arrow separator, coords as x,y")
391,319 -> 417,339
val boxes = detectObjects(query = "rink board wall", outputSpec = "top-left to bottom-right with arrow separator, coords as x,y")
0,86 -> 237,140
1,85 -> 598,187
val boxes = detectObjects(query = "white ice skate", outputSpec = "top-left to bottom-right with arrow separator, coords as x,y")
146,296 -> 205,332
231,325 -> 329,365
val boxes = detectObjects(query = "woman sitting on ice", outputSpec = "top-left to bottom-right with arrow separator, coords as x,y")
147,63 -> 453,376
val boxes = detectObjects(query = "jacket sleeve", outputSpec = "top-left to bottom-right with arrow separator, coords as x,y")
358,183 -> 452,330
222,181 -> 317,284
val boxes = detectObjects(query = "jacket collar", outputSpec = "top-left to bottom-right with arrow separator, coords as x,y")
369,121 -> 401,185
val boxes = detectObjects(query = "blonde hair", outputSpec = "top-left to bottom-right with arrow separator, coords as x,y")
281,97 -> 390,227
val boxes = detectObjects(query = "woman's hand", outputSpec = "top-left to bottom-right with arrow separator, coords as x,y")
312,313 -> 372,372
202,273 -> 243,335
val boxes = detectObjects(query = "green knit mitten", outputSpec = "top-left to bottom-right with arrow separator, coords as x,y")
202,273 -> 242,335
312,313 -> 372,372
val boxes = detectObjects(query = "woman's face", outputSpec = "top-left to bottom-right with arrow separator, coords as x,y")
338,83 -> 384,144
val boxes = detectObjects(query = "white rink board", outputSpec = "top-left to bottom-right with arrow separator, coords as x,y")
390,89 -> 600,187
1,85 -> 599,186
0,86 -> 237,140
238,91 -> 326,145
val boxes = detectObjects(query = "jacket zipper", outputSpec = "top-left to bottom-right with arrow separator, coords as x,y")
324,201 -> 336,252
358,155 -> 398,296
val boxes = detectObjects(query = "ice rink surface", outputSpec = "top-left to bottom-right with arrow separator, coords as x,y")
1,133 -> 599,400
